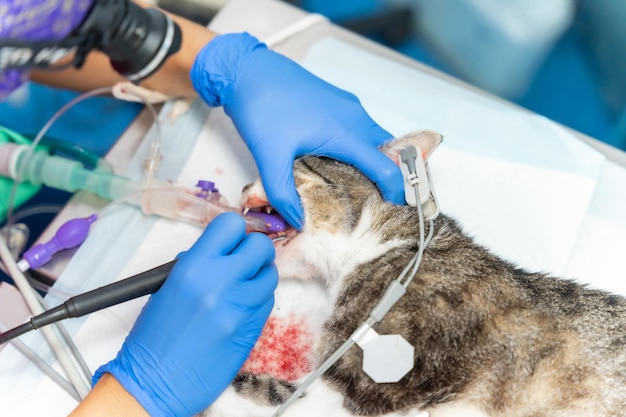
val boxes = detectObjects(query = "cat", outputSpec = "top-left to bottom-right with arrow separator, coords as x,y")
202,130 -> 626,417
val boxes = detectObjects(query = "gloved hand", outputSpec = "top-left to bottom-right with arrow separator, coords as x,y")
190,32 -> 405,229
93,212 -> 278,417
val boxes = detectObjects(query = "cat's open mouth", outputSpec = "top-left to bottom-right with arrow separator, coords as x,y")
242,206 -> 297,244
240,181 -> 298,244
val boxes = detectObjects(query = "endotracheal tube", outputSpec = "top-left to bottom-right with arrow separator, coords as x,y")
127,185 -> 276,233
0,141 -> 274,233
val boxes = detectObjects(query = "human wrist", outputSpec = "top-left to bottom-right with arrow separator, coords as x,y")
92,345 -> 175,417
142,4 -> 218,96
69,373 -> 150,417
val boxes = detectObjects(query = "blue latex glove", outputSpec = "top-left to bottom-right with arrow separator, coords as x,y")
191,33 -> 405,229
93,212 -> 278,417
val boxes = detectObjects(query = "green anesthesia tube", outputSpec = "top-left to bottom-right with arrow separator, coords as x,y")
0,129 -> 41,222
9,144 -> 137,201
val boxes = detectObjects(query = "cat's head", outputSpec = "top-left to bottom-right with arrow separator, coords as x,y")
241,130 -> 442,236
241,130 -> 442,282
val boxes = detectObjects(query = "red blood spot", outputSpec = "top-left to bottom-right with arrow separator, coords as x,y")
214,167 -> 224,175
241,315 -> 313,381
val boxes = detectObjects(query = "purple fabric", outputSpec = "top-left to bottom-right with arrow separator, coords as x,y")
0,0 -> 93,98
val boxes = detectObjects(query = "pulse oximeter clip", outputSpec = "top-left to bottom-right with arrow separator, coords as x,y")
399,145 -> 439,220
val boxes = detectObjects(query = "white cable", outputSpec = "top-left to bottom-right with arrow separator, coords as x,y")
272,334 -> 357,417
34,291 -> 92,383
263,13 -> 328,49
0,321 -> 80,401
11,259 -> 88,379
0,233 -> 90,398
399,186 -> 432,289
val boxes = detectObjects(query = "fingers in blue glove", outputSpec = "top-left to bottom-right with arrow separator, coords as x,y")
177,213 -> 277,301
227,232 -> 278,285
321,139 -> 406,205
186,211 -> 248,256
257,165 -> 304,231
93,212 -> 279,417
191,33 -> 406,231
187,214 -> 275,272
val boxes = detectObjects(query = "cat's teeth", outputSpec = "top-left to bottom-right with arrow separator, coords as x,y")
271,234 -> 288,243
266,206 -> 273,214
242,208 -> 250,215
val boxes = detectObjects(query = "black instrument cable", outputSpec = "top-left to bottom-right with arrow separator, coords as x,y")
0,259 -> 177,345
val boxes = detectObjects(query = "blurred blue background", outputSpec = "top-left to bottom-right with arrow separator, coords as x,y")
296,0 -> 626,151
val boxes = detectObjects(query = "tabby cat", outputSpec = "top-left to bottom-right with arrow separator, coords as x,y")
203,131 -> 626,417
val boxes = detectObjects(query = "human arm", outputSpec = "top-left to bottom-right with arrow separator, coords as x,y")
69,373 -> 149,417
69,212 -> 278,417
30,0 -> 216,98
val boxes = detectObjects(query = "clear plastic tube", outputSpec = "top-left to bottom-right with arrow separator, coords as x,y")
4,144 -> 137,200
2,140 -> 273,233
103,183 -> 272,233
25,277 -> 75,300
6,87 -> 113,231
12,204 -> 64,223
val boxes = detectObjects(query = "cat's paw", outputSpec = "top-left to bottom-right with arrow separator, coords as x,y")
232,373 -> 299,406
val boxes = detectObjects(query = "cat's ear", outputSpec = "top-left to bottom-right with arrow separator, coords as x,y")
380,130 -> 443,164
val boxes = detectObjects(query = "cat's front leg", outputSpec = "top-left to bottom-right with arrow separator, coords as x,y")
202,372 -> 434,417
232,373 -> 297,406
